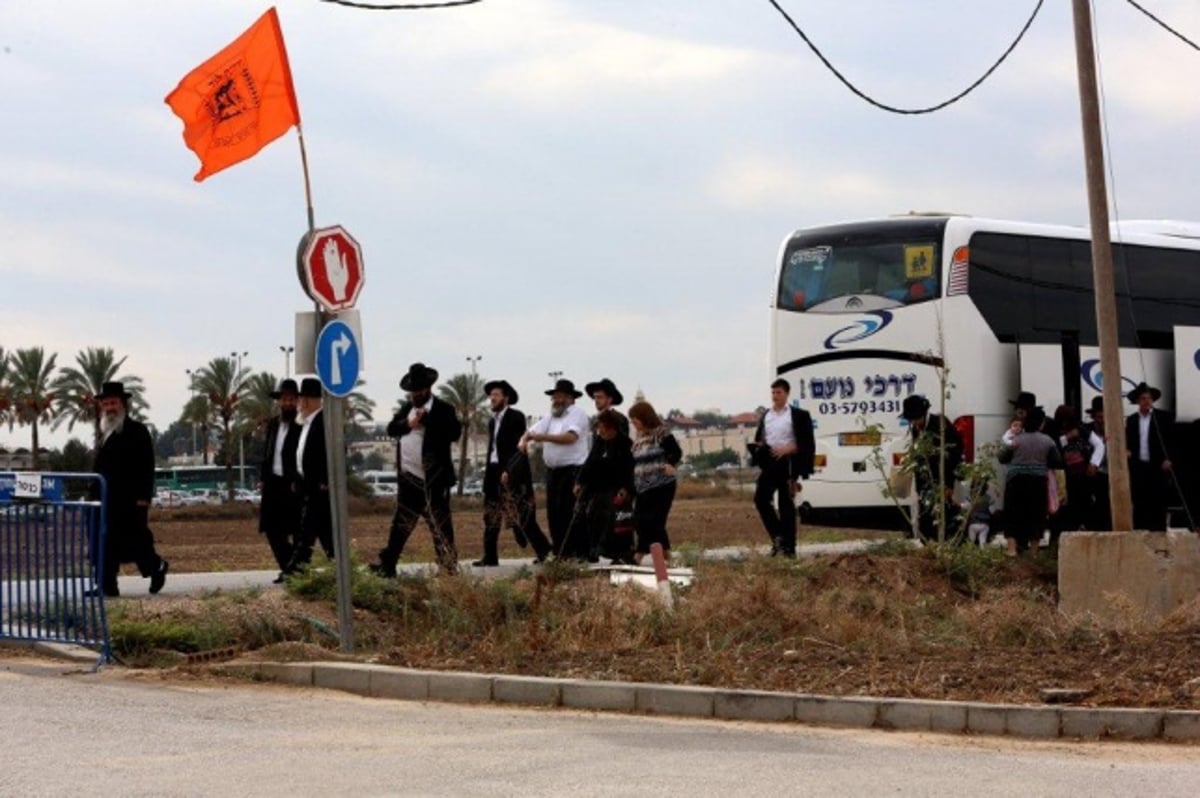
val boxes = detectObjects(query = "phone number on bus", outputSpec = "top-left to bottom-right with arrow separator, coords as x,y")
816,399 -> 902,416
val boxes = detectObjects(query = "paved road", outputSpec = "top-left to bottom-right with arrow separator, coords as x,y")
1,658 -> 1196,797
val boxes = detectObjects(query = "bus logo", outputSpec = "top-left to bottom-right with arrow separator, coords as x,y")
823,311 -> 894,350
1080,359 -> 1138,393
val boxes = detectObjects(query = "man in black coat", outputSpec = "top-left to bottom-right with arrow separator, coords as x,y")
372,363 -> 461,575
258,378 -> 301,581
902,394 -> 963,541
284,377 -> 334,572
472,379 -> 552,566
749,378 -> 816,557
1125,382 -> 1176,531
91,381 -> 167,597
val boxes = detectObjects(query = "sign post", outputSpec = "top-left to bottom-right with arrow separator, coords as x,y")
298,225 -> 365,653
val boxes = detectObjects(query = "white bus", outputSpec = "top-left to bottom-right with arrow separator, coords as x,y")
361,469 -> 398,498
769,213 -> 1200,520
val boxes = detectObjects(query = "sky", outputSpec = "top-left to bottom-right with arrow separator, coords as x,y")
3,0 -> 1200,450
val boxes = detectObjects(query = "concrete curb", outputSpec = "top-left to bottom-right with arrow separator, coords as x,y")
0,639 -> 102,665
210,660 -> 1200,743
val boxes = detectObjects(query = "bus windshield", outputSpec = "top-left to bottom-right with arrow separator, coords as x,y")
778,220 -> 946,312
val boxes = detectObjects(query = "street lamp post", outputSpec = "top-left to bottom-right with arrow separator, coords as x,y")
232,351 -> 248,490
185,369 -> 198,460
548,370 -> 563,382
280,345 -> 294,378
466,355 -> 483,470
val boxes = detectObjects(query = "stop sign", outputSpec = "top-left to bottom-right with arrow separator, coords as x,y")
299,225 -> 364,312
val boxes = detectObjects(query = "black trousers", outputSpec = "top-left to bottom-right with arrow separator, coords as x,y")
546,465 -> 584,558
260,475 -> 300,571
754,461 -> 797,555
481,463 -> 551,563
380,472 -> 458,572
289,487 -> 334,569
1087,472 -> 1112,531
98,504 -> 163,593
1130,460 -> 1168,531
634,482 -> 676,555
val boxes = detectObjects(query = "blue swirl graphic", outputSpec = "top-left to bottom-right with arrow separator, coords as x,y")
1080,359 -> 1138,393
823,311 -> 894,350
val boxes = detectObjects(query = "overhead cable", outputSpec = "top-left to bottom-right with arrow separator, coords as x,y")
318,0 -> 482,10
763,0 -> 1044,114
1122,0 -> 1200,50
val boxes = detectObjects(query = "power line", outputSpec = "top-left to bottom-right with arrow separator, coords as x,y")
318,0 -> 483,9
1123,0 -> 1200,50
763,0 -> 1044,115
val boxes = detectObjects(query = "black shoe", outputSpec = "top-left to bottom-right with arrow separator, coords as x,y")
149,560 -> 169,594
368,562 -> 397,579
272,572 -> 287,584
471,558 -> 499,567
84,586 -> 119,598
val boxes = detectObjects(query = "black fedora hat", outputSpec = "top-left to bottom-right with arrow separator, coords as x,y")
400,362 -> 439,391
545,378 -> 582,398
270,378 -> 299,399
96,381 -> 131,401
585,378 -> 623,406
1126,381 -> 1161,403
483,379 -> 518,405
1009,391 -> 1038,409
1085,395 -> 1104,416
298,377 -> 323,398
900,394 -> 930,421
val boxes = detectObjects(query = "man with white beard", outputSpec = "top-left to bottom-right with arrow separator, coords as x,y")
519,378 -> 590,559
90,381 -> 167,597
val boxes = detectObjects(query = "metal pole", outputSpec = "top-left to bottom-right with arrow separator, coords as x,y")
1071,0 -> 1133,531
186,369 -> 197,460
233,351 -> 248,491
281,345 -> 294,378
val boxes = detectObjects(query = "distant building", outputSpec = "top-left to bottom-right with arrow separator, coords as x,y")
666,411 -> 762,464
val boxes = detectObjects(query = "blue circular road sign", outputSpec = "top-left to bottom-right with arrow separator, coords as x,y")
315,320 -> 361,398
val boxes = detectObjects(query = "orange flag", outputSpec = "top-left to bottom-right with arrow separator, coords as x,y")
165,8 -> 301,182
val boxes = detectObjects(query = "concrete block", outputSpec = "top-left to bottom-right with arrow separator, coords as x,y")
714,690 -> 795,722
561,679 -> 637,712
794,695 -> 878,729
1004,706 -> 1061,738
1163,712 -> 1200,741
259,662 -> 314,687
635,684 -> 716,718
877,699 -> 967,733
1059,531 -> 1200,625
1060,708 -> 1164,740
370,668 -> 429,701
493,675 -> 562,706
32,641 -> 102,664
964,703 -> 1009,736
313,664 -> 385,696
428,671 -> 493,703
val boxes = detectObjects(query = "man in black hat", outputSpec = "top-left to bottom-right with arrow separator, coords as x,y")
900,393 -> 962,541
373,363 -> 462,576
1124,382 -> 1175,531
585,378 -> 630,438
285,377 -> 334,572
473,379 -> 552,566
1081,396 -> 1111,530
580,377 -> 630,561
748,378 -> 815,557
259,378 -> 301,581
91,381 -> 167,597
519,378 -> 590,559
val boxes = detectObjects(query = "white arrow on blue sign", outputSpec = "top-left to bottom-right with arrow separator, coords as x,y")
315,319 -> 361,398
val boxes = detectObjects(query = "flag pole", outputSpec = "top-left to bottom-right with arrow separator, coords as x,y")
297,123 -> 316,233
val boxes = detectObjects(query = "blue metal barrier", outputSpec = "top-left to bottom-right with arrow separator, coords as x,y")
0,472 -> 110,666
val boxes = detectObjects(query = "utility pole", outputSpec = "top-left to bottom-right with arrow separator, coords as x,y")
185,369 -> 198,461
466,355 -> 482,475
232,350 -> 249,492
1071,0 -> 1133,531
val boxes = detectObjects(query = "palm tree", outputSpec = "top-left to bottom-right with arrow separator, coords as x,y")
0,347 -> 11,430
52,347 -> 147,450
436,372 -> 484,496
8,347 -> 58,469
345,384 -> 376,432
239,371 -> 279,434
190,356 -> 249,498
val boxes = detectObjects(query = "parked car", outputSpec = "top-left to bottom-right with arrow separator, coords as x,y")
233,488 -> 261,505
460,479 -> 484,498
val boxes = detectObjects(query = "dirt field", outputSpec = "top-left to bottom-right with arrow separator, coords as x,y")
149,492 -> 885,573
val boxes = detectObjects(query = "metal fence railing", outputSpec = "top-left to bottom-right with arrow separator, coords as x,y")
0,472 -> 110,667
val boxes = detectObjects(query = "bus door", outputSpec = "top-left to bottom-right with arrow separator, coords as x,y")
1173,326 -> 1200,423
1018,343 -> 1173,417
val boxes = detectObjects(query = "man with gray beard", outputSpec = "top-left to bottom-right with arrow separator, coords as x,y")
90,381 -> 167,597
519,378 -> 590,559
